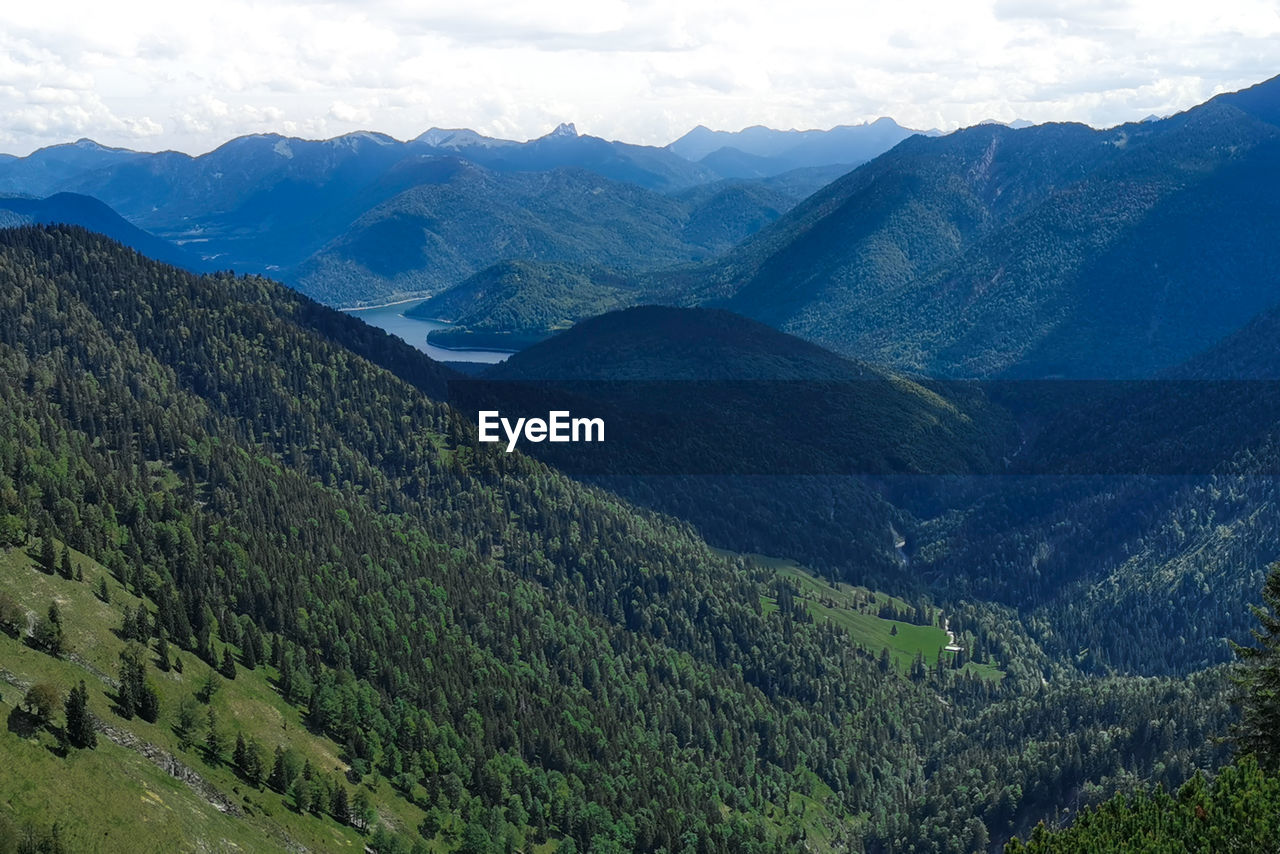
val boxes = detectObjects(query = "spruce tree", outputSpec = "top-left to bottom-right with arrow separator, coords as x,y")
134,606 -> 150,641
117,643 -> 147,719
139,682 -> 160,723
245,737 -> 265,788
64,680 -> 96,749
242,630 -> 258,670
155,632 -> 170,671
330,783 -> 351,825
220,647 -> 237,680
205,707 -> 225,763
234,732 -> 248,772
1232,562 -> 1280,767
37,521 -> 56,575
174,696 -> 198,750
268,745 -> 289,791
33,602 -> 64,655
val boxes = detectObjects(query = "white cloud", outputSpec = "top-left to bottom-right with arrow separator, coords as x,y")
0,0 -> 1277,154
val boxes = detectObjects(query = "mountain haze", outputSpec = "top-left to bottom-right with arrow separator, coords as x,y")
667,118 -> 930,177
661,76 -> 1280,379
0,192 -> 208,272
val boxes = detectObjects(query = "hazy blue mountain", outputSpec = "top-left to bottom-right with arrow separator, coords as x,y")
667,117 -> 929,176
0,138 -> 148,197
64,132 -> 421,269
0,125 -> 742,304
413,127 -> 518,150
446,122 -> 718,191
292,163 -> 797,306
693,146 -> 784,179
406,260 -> 638,350
0,192 -> 208,271
662,76 -> 1280,379
387,176 -> 811,344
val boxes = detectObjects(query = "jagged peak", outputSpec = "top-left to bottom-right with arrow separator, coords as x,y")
544,122 -> 578,139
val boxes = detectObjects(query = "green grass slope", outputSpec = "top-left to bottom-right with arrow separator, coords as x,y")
0,540 -> 423,853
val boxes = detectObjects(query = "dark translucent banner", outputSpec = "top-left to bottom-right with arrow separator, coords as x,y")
446,379 -> 1280,476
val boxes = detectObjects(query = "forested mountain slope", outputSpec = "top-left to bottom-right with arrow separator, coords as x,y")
293,165 -> 786,306
0,225 -> 1242,852
885,295 -> 1280,681
1005,562 -> 1280,852
663,76 -> 1280,379
484,305 -> 1011,580
407,261 -> 642,351
2,225 -> 932,851
0,129 -> 776,309
0,192 -> 207,273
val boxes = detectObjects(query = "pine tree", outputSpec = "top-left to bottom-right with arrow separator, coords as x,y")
1232,562 -> 1280,767
242,629 -> 258,670
94,575 -> 110,603
139,682 -> 160,723
352,787 -> 374,831
59,545 -> 73,580
268,745 -> 290,792
156,632 -> 170,671
205,707 -> 225,763
64,680 -> 96,749
32,602 -> 65,655
175,696 -> 199,750
330,782 -> 351,825
117,643 -> 148,719
37,521 -> 56,575
220,647 -> 237,680
234,732 -> 248,771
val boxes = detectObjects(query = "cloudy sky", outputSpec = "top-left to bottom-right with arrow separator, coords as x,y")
2,0 -> 1277,155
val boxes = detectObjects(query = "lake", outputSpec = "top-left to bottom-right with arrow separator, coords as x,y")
343,300 -> 512,364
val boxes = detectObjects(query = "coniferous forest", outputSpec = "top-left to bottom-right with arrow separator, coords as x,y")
4,71 -> 1280,854
0,223 -> 1266,852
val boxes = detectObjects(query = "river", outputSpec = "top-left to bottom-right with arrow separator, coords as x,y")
342,300 -> 512,364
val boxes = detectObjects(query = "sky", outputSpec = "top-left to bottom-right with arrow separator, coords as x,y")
2,0 -> 1278,156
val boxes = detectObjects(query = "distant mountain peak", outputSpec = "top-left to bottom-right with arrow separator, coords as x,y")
414,128 -> 512,150
974,118 -> 1034,129
547,122 -> 578,139
667,118 -> 925,176
334,131 -> 396,146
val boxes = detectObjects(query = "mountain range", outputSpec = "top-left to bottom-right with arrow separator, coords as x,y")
666,116 -> 935,177
685,76 -> 1280,378
0,191 -> 208,272
0,119 -> 915,308
0,225 -> 1246,852
371,77 -> 1280,379
9,76 -> 1280,851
